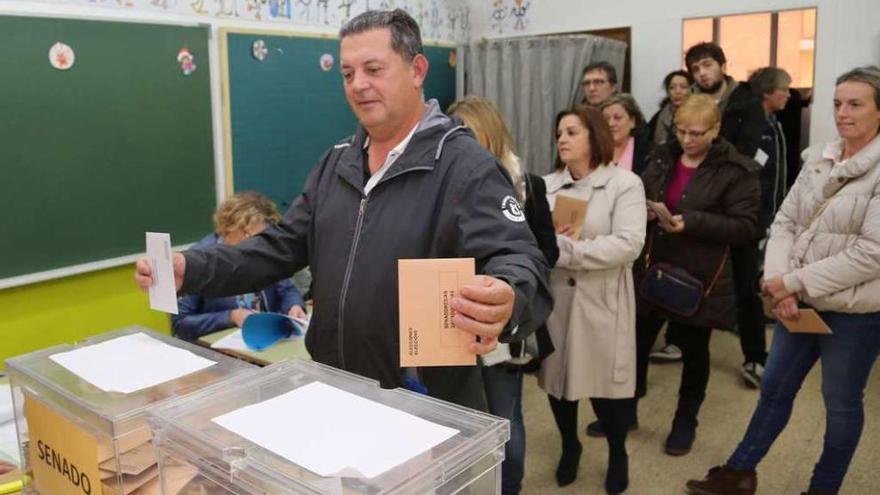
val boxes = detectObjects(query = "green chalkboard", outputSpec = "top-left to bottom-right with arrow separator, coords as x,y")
225,31 -> 457,211
0,16 -> 216,283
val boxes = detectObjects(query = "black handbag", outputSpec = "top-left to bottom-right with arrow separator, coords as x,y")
639,231 -> 729,317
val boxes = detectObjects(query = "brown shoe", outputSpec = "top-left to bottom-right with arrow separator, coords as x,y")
686,465 -> 757,495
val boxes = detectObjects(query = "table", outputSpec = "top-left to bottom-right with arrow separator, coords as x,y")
197,328 -> 310,366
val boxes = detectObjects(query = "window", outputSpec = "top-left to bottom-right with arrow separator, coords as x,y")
682,8 -> 816,88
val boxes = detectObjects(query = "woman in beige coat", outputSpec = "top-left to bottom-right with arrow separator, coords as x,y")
539,105 -> 646,493
686,66 -> 880,495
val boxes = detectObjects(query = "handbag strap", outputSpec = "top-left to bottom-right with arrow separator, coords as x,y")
807,179 -> 848,230
644,226 -> 729,297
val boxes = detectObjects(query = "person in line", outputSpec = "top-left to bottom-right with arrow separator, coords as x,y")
135,9 -> 552,410
686,66 -> 880,495
686,42 -> 769,386
635,94 -> 760,456
581,61 -> 619,107
600,93 -> 651,175
448,95 -> 558,495
647,70 -> 694,148
539,105 -> 646,493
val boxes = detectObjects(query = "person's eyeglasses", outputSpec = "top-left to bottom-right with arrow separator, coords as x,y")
675,127 -> 712,139
581,79 -> 609,87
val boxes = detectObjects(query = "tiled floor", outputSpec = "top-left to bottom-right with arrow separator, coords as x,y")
519,327 -> 880,494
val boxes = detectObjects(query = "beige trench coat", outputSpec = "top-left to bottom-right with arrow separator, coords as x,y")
538,164 -> 646,400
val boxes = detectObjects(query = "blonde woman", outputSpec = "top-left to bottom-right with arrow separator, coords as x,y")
448,96 -> 558,495
171,192 -> 306,341
635,94 -> 760,456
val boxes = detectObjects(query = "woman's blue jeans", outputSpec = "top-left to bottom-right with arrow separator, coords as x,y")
727,311 -> 880,492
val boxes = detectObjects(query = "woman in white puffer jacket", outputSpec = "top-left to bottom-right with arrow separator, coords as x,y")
686,66 -> 880,495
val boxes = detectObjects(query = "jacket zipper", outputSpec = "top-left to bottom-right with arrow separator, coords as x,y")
337,196 -> 368,369
333,165 -> 434,370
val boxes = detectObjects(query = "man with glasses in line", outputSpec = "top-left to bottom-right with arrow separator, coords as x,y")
581,61 -> 619,107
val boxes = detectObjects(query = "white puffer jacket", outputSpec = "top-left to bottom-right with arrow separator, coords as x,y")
765,134 -> 880,313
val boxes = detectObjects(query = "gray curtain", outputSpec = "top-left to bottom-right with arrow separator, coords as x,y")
462,35 -> 627,175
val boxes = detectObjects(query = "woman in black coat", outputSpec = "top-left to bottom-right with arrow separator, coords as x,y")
635,94 -> 760,456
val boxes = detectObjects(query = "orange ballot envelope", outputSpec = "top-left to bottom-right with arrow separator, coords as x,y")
780,309 -> 833,334
553,195 -> 588,238
399,258 -> 477,367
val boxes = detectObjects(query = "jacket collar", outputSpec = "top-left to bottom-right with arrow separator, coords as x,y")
335,100 -> 466,193
819,134 -> 880,180
545,163 -> 616,194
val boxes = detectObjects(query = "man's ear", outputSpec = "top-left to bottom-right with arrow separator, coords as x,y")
412,53 -> 429,88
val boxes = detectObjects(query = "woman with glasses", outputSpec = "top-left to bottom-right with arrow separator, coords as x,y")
171,191 -> 307,341
634,94 -> 760,456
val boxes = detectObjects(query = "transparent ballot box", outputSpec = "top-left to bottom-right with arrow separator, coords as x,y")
149,359 -> 509,494
6,326 -> 258,495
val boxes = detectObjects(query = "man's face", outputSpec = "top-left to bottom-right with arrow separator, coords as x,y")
690,57 -> 726,93
581,69 -> 616,106
340,29 -> 427,133
765,86 -> 791,113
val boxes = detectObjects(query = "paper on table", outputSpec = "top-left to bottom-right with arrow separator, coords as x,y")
146,232 -> 178,314
0,422 -> 19,467
212,382 -> 459,479
211,329 -> 249,352
50,333 -> 216,394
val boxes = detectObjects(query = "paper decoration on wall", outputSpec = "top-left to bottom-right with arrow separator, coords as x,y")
511,0 -> 529,31
49,42 -> 75,71
448,50 -> 457,69
319,53 -> 334,72
252,39 -> 268,61
177,48 -> 197,75
39,0 -> 470,42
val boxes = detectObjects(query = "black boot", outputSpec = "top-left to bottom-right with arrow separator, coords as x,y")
665,396 -> 703,456
556,440 -> 582,487
605,451 -> 628,494
548,395 -> 582,486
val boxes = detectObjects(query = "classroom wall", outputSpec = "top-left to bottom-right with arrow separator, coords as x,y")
466,0 -> 880,146
0,0 -> 468,366
0,265 -> 170,371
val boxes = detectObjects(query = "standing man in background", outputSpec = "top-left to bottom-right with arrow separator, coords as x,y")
135,9 -> 552,411
581,61 -> 619,107
686,42 -> 767,388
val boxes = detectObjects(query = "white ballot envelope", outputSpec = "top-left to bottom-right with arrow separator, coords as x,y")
146,232 -> 178,314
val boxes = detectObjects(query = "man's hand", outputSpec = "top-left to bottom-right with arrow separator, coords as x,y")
451,275 -> 515,355
231,308 -> 255,328
134,252 -> 186,291
774,295 -> 800,321
288,305 -> 308,320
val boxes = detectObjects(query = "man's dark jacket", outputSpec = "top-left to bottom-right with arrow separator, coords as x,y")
181,101 -> 553,410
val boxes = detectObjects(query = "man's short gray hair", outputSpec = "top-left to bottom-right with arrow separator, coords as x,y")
836,66 -> 880,108
339,9 -> 423,63
748,67 -> 792,97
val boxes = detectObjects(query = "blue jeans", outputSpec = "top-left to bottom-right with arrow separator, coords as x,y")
727,311 -> 880,492
482,365 -> 525,495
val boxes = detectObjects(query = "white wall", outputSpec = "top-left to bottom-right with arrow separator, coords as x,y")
468,0 -> 880,145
